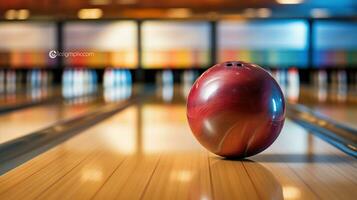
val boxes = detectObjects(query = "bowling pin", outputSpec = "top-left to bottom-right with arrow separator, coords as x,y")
181,70 -> 198,98
162,69 -> 174,102
90,69 -> 95,94
6,70 -> 16,94
121,69 -> 129,100
125,69 -> 132,98
104,68 -> 114,89
91,69 -> 98,93
114,69 -> 121,101
87,69 -> 93,94
316,70 -> 328,102
116,69 -> 122,100
30,69 -> 35,88
73,69 -> 79,97
103,68 -> 114,102
69,69 -> 75,98
87,69 -> 92,94
36,69 -> 41,87
84,69 -> 89,95
337,70 -> 347,102
287,68 -> 300,103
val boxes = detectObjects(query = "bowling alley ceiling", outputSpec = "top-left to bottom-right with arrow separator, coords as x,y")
0,0 -> 356,19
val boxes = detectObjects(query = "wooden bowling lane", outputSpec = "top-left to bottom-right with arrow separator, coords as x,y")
252,120 -> 357,199
302,104 -> 357,130
0,86 -> 61,114
0,96 -> 356,199
296,86 -> 357,130
0,97 -> 104,145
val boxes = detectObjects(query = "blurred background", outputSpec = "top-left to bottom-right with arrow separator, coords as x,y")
0,0 -> 356,127
0,1 -> 357,198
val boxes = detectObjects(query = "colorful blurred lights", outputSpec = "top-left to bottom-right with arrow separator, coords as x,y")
276,0 -> 303,4
243,8 -> 272,18
257,8 -> 272,18
167,8 -> 192,18
5,9 -> 30,20
5,10 -> 17,20
18,9 -> 30,20
311,8 -> 330,18
78,8 -> 103,19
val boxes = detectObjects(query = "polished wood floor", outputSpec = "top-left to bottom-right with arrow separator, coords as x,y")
0,90 -> 356,200
0,101 -> 101,144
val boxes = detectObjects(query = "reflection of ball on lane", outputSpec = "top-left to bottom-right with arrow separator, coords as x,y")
187,61 -> 285,158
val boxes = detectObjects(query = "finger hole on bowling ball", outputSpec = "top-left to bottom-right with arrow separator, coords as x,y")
225,63 -> 233,67
236,63 -> 243,67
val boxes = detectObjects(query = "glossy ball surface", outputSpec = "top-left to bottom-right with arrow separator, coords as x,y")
187,61 -> 285,158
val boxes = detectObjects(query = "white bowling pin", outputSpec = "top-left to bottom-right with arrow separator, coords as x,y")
6,70 -> 16,93
162,70 -> 174,102
125,69 -> 132,98
337,70 -> 347,102
287,68 -> 300,103
317,70 -> 327,102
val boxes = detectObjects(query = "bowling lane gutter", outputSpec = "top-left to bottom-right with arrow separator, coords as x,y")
287,103 -> 357,157
0,85 -> 154,175
0,87 -> 67,115
0,87 -> 104,115
0,94 -> 61,115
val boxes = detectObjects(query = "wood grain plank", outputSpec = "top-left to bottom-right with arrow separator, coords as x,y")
269,120 -> 357,200
209,156 -> 260,200
0,129 -> 100,194
141,152 -> 211,200
35,151 -> 126,200
0,106 -> 137,199
93,155 -> 160,200
0,149 -> 97,200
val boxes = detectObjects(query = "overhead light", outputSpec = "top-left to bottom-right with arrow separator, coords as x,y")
5,9 -> 17,20
283,186 -> 301,199
276,0 -> 303,4
4,9 -> 30,20
81,168 -> 103,182
243,8 -> 256,18
311,8 -> 329,18
17,9 -> 30,20
257,8 -> 272,18
90,0 -> 111,5
170,170 -> 192,182
78,8 -> 103,19
167,8 -> 192,18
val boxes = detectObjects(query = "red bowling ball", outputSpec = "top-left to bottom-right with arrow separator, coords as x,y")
187,61 -> 285,158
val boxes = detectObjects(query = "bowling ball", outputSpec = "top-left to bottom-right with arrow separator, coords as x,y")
186,61 -> 285,158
